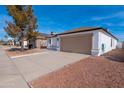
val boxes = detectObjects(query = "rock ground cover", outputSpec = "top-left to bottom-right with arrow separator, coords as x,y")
30,49 -> 124,88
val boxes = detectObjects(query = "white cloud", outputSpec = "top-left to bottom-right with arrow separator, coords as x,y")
81,11 -> 124,28
91,11 -> 124,21
100,21 -> 124,27
103,22 -> 114,26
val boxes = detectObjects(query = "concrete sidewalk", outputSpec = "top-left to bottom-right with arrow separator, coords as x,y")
0,46 -> 29,88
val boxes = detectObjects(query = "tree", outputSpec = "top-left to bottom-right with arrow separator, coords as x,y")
6,5 -> 38,51
26,7 -> 39,40
4,22 -> 20,45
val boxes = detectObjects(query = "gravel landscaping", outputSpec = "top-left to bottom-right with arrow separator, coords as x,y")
30,49 -> 124,88
5,47 -> 46,57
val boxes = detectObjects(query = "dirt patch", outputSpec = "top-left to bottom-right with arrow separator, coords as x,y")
29,49 -> 124,88
5,47 -> 46,57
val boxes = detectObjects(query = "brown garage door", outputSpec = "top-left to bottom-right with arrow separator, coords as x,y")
60,33 -> 92,54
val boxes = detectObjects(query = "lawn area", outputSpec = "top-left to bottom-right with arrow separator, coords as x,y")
5,46 -> 46,57
29,49 -> 124,88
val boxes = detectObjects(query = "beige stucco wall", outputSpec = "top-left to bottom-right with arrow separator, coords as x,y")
36,39 -> 41,48
36,39 -> 47,48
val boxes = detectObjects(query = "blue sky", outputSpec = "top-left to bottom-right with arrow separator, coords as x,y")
0,5 -> 124,41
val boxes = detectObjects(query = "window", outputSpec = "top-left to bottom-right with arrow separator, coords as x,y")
102,43 -> 106,52
56,38 -> 59,41
49,39 -> 51,44
111,39 -> 112,47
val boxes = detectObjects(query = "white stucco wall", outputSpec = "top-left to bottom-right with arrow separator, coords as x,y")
92,30 -> 118,56
47,30 -> 118,56
47,37 -> 60,50
23,40 -> 28,48
91,31 -> 100,56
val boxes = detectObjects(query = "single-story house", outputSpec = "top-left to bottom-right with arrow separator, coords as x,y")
7,40 -> 14,45
28,33 -> 49,49
47,27 -> 118,56
117,41 -> 124,49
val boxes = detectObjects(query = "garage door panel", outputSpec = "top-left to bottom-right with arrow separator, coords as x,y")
60,34 -> 92,54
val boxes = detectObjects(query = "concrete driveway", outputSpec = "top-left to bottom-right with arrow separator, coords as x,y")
12,50 -> 90,82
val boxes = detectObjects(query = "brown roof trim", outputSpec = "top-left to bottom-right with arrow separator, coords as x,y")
48,27 -> 118,40
57,27 -> 101,35
101,28 -> 118,41
57,27 -> 118,40
48,28 -> 101,38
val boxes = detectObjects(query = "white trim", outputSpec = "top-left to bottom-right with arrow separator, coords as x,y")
91,31 -> 100,56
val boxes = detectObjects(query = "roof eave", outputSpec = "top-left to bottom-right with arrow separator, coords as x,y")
101,28 -> 119,41
48,27 -> 118,41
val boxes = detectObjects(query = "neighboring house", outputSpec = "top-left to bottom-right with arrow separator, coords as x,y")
117,41 -> 124,49
0,40 -> 4,45
28,33 -> 49,48
7,40 -> 14,45
35,33 -> 49,48
18,37 -> 28,48
47,27 -> 118,56
2,38 -> 14,45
